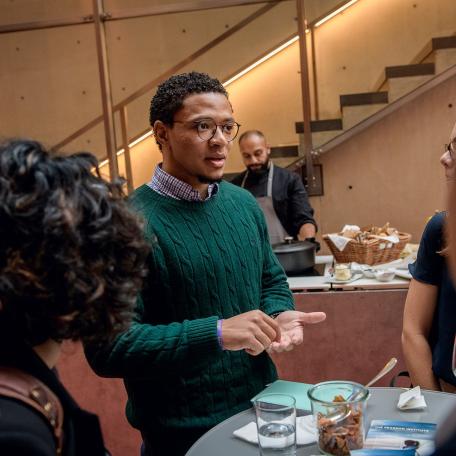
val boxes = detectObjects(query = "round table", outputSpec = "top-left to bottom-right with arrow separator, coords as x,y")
186,388 -> 456,455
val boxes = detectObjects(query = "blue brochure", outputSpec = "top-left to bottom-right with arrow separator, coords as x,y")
351,449 -> 416,455
362,420 -> 437,456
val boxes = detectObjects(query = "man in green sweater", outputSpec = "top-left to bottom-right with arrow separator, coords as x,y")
87,72 -> 326,456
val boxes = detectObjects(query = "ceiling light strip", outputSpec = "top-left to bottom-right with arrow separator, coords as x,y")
223,35 -> 299,87
99,130 -> 153,168
314,0 -> 358,28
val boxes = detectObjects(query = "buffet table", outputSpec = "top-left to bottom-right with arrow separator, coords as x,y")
286,255 -> 410,292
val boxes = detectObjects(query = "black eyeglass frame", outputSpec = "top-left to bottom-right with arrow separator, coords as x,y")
173,119 -> 241,142
445,139 -> 456,159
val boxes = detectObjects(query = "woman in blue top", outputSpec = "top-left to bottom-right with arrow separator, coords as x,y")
430,122 -> 456,455
401,123 -> 456,394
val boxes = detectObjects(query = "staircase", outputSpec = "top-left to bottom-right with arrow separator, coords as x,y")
278,34 -> 456,167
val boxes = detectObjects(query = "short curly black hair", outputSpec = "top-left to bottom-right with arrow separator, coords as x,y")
149,72 -> 228,147
0,140 -> 149,346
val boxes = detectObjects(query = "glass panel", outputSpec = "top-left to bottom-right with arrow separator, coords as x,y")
0,20 -> 104,158
103,1 -> 301,182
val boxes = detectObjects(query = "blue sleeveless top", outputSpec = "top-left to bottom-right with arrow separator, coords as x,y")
409,212 -> 456,386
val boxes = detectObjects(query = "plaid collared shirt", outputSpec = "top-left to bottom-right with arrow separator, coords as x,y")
148,164 -> 219,201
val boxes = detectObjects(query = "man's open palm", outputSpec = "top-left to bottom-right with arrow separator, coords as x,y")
267,310 -> 326,353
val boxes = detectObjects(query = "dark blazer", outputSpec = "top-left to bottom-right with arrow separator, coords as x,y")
231,165 -> 317,238
0,339 -> 107,456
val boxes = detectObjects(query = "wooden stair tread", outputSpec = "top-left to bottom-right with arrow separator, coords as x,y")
432,36 -> 456,50
340,91 -> 388,107
295,119 -> 343,133
385,62 -> 434,78
270,145 -> 299,158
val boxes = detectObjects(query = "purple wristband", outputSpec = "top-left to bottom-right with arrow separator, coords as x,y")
217,319 -> 224,350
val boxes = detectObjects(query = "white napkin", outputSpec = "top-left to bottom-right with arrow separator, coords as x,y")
397,386 -> 427,410
233,415 -> 317,446
342,224 -> 361,233
328,234 -> 353,251
394,254 -> 416,270
371,234 -> 400,244
328,225 -> 361,252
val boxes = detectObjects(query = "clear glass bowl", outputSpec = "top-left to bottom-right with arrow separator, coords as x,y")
307,381 -> 369,456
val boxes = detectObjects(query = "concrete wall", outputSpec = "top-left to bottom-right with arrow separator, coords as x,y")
311,73 -> 456,244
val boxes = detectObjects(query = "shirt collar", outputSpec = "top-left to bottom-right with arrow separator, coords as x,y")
148,164 -> 219,201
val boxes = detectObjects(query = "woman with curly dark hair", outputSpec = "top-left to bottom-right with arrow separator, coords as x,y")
0,139 -> 149,455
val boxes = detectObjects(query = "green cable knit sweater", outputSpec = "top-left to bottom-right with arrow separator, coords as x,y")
87,181 -> 293,435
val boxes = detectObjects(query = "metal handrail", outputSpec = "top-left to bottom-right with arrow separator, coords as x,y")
0,0 -> 287,34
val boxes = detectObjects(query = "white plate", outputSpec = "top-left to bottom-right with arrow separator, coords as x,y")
394,269 -> 412,280
325,272 -> 364,284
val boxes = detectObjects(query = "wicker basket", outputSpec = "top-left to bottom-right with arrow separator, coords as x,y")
323,232 -> 412,266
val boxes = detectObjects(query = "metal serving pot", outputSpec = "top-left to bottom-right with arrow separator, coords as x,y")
272,237 -> 316,276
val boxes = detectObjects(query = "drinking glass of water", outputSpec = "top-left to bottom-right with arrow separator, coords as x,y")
254,394 -> 296,456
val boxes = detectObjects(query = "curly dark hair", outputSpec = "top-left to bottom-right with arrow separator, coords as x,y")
149,72 -> 228,148
0,140 -> 149,346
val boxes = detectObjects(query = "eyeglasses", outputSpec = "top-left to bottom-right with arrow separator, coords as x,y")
174,119 -> 241,142
445,139 -> 456,159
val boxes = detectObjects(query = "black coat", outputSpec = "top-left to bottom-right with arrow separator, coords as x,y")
231,165 -> 317,238
0,340 -> 107,456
